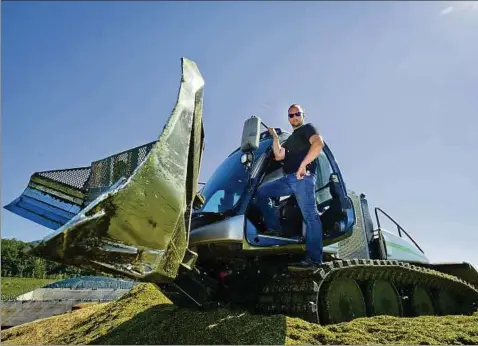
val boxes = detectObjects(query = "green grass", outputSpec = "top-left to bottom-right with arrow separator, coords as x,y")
1,277 -> 57,300
2,283 -> 477,345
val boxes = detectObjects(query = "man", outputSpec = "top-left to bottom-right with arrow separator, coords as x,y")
255,104 -> 325,266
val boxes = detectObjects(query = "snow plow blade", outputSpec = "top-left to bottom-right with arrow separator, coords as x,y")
16,58 -> 205,283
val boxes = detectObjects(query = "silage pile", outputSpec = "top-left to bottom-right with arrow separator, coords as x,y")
2,283 -> 477,345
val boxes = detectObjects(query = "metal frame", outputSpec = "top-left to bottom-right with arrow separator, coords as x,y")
374,207 -> 424,254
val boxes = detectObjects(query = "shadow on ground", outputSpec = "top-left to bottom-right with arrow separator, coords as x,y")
89,304 -> 288,345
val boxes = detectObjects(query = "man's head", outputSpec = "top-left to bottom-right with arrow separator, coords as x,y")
288,104 -> 305,129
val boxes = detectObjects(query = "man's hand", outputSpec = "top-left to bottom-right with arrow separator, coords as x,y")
296,134 -> 324,178
268,127 -> 278,139
269,127 -> 285,161
296,163 -> 310,180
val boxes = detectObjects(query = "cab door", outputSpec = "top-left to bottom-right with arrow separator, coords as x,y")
315,144 -> 356,245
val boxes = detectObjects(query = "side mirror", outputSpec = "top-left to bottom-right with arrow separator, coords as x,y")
240,116 -> 261,152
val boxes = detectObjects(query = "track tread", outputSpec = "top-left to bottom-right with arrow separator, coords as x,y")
255,259 -> 478,324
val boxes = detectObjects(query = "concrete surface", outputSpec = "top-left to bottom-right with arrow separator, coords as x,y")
16,288 -> 131,301
1,300 -> 78,327
1,287 -> 131,327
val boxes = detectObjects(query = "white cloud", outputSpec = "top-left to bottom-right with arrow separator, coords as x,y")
440,6 -> 454,16
439,1 -> 478,16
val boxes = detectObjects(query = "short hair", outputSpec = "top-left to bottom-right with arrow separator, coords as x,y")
288,104 -> 303,112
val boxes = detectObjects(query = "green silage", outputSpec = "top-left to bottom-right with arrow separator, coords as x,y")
1,283 -> 477,345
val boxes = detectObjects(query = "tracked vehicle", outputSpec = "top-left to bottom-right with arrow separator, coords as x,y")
5,57 -> 478,324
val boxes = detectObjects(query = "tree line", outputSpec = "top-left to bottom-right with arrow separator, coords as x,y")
1,238 -> 101,279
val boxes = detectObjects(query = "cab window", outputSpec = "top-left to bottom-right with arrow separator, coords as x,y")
315,151 -> 333,204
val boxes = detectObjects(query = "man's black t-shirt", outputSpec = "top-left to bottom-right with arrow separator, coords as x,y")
282,123 -> 319,174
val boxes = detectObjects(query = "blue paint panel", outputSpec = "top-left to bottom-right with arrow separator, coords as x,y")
19,195 -> 76,221
245,219 -> 301,246
23,188 -> 82,215
4,199 -> 63,230
4,191 -> 80,230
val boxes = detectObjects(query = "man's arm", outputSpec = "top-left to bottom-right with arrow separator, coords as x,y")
269,128 -> 285,161
300,134 -> 324,167
296,124 -> 324,179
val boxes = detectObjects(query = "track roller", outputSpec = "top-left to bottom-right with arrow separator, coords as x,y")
365,279 -> 403,317
319,278 -> 367,324
410,286 -> 436,316
434,290 -> 461,315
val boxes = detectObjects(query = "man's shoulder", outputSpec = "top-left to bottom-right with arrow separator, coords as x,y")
302,123 -> 319,133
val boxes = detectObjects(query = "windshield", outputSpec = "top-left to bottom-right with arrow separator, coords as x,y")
196,140 -> 271,213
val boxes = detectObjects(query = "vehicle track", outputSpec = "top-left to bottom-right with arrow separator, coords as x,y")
256,259 -> 478,324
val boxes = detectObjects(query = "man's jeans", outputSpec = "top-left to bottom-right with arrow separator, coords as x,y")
255,173 -> 323,263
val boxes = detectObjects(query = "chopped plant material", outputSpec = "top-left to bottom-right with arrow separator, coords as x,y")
1,303 -> 105,345
2,284 -> 477,345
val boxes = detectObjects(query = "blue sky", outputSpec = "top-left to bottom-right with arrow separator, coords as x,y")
2,1 -> 478,267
